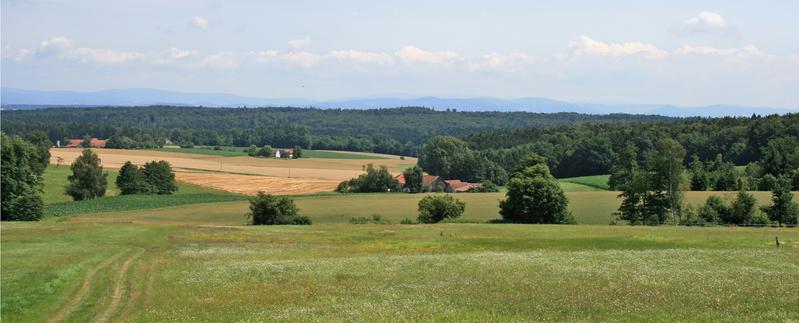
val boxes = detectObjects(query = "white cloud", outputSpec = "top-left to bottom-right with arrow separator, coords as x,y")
202,52 -> 238,69
288,36 -> 311,49
569,35 -> 668,59
192,16 -> 209,29
169,47 -> 199,59
66,47 -> 143,65
282,51 -> 322,67
682,12 -> 729,34
249,50 -> 278,63
674,44 -> 770,59
395,45 -> 459,65
328,50 -> 395,65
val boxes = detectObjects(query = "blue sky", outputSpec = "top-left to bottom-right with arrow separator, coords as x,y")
2,0 -> 798,107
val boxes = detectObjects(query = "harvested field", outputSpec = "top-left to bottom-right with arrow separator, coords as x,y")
175,172 -> 340,196
50,148 -> 415,195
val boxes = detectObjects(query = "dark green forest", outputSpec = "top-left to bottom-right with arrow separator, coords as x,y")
2,106 -> 672,155
3,106 -> 798,189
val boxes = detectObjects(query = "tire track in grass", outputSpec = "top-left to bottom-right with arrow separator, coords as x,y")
48,251 -> 126,323
93,248 -> 145,323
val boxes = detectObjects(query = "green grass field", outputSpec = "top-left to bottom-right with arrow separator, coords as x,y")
2,218 -> 797,322
150,146 -> 387,159
558,174 -> 611,190
41,165 -> 246,217
4,167 -> 799,321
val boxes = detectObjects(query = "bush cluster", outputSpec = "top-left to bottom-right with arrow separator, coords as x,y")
116,160 -> 178,195
248,192 -> 311,225
417,195 -> 465,223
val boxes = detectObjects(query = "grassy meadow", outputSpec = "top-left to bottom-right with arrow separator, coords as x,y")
2,217 -> 798,322
3,160 -> 799,321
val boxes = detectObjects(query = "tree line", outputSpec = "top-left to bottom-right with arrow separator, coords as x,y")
2,106 -> 673,156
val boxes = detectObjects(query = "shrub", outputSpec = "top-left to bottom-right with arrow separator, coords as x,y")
699,196 -> 728,224
469,180 -> 499,193
417,195 -> 465,223
249,192 -> 310,225
400,218 -> 416,224
728,189 -> 757,224
500,159 -> 573,224
349,216 -> 370,224
142,161 -> 177,195
65,149 -> 108,201
1,133 -> 45,221
293,145 -> 303,159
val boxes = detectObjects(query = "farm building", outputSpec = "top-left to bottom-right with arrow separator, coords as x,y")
61,138 -> 107,148
273,149 -> 294,159
394,173 -> 481,193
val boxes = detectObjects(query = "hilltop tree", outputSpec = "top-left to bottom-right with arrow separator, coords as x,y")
1,133 -> 45,221
499,155 -> 573,224
142,160 -> 177,194
65,149 -> 108,201
402,166 -> 424,193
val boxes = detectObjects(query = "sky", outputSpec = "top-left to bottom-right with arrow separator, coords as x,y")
2,0 -> 798,107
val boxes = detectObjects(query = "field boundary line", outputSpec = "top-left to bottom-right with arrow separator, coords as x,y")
93,248 -> 146,323
48,250 -> 127,323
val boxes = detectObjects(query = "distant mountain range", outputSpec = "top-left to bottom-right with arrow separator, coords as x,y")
1,87 -> 795,117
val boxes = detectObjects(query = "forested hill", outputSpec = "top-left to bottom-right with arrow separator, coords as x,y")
461,113 -> 799,178
2,106 -> 673,155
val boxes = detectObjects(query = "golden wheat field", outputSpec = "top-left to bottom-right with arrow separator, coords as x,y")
50,148 -> 416,195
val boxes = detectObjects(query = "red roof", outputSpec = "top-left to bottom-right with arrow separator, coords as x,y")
394,174 -> 406,185
445,180 -> 473,192
422,175 -> 440,187
64,138 -> 107,148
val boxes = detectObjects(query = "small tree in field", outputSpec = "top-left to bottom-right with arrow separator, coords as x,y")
417,195 -> 465,223
65,149 -> 108,200
762,177 -> 799,226
249,192 -> 311,225
500,155 -> 573,224
142,160 -> 177,195
116,161 -> 151,195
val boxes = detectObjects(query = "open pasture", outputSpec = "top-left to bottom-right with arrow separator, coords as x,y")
2,217 -> 798,322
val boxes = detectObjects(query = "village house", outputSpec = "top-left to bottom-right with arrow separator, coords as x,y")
394,173 -> 482,193
273,149 -> 293,159
60,138 -> 107,148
